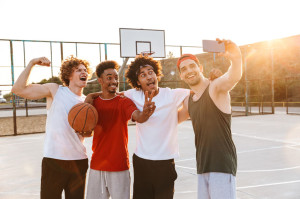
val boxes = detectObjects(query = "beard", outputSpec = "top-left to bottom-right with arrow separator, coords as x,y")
185,75 -> 201,86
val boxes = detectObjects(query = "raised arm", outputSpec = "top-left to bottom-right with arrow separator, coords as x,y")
212,39 -> 242,93
11,57 -> 57,100
132,91 -> 156,123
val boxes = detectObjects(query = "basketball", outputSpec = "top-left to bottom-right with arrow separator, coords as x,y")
68,102 -> 98,132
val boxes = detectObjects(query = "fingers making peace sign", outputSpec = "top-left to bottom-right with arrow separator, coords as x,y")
143,90 -> 156,117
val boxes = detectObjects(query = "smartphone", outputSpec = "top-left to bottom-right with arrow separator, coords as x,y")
202,40 -> 225,53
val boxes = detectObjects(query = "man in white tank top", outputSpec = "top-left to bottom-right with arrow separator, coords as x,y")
11,56 -> 92,199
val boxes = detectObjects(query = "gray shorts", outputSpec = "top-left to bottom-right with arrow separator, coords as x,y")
197,172 -> 236,199
86,169 -> 131,199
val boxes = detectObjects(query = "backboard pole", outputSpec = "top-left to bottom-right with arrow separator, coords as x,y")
119,57 -> 129,76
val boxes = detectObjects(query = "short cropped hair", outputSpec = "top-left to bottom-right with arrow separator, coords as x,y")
96,60 -> 120,78
60,55 -> 91,86
125,55 -> 163,89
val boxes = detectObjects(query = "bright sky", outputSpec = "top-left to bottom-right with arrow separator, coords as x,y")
0,0 -> 299,95
0,0 -> 299,46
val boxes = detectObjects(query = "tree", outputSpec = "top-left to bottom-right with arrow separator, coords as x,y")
167,51 -> 175,59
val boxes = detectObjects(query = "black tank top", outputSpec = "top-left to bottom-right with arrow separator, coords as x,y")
188,85 -> 237,175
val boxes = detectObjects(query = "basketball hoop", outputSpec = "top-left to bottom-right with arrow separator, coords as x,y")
140,51 -> 155,57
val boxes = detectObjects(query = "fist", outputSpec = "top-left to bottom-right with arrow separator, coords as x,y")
209,68 -> 223,80
31,57 -> 51,67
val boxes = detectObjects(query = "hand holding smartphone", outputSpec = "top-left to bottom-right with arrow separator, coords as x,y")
202,40 -> 225,53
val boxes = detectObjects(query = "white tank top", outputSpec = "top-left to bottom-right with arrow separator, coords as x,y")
44,86 -> 88,160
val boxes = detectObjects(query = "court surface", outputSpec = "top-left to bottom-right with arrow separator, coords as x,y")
0,113 -> 299,199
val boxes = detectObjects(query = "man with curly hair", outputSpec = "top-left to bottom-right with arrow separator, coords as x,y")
124,55 -> 191,199
12,56 -> 92,199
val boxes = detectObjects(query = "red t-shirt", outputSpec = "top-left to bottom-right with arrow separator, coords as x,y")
90,95 -> 138,171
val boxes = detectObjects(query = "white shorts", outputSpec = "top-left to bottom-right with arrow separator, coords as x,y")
197,172 -> 236,199
86,169 -> 131,199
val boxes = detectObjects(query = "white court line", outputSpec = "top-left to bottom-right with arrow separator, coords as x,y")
176,180 -> 300,193
176,191 -> 197,194
176,158 -> 195,162
238,143 -> 300,154
0,140 -> 41,146
0,191 -> 39,196
175,165 -> 196,170
233,133 -> 299,145
176,165 -> 300,173
287,146 -> 300,151
237,180 -> 300,189
176,144 -> 300,162
238,165 -> 300,173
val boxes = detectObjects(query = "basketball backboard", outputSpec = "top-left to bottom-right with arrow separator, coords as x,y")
119,28 -> 165,58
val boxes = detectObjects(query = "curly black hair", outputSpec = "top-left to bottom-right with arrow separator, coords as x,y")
125,55 -> 163,89
96,60 -> 120,78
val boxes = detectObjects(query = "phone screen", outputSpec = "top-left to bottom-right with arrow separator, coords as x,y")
202,40 -> 225,53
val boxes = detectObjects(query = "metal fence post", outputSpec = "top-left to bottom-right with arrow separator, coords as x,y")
99,44 -> 102,62
60,42 -> 64,62
104,43 -> 107,60
180,46 -> 182,56
271,48 -> 275,114
285,77 -> 288,114
244,48 -> 249,116
10,40 -> 17,135
50,42 -> 53,78
75,42 -> 78,57
23,41 -> 28,117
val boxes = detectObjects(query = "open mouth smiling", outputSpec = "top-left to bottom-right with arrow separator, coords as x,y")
80,77 -> 87,81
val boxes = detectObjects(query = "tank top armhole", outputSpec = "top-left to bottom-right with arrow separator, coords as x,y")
207,87 -> 231,117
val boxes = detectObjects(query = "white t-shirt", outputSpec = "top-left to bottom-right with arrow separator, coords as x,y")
124,87 -> 190,160
44,86 -> 88,160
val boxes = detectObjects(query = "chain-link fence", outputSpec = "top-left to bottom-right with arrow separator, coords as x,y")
286,77 -> 300,115
1,38 -> 299,135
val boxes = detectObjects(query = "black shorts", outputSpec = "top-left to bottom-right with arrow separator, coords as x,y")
132,154 -> 177,199
41,157 -> 88,199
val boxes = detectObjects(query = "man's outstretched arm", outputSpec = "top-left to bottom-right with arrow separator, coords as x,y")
212,39 -> 242,93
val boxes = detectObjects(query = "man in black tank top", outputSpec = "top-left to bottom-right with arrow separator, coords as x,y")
176,39 -> 242,199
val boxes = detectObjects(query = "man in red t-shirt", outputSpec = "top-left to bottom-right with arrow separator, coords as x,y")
85,60 -> 155,199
